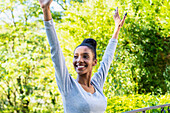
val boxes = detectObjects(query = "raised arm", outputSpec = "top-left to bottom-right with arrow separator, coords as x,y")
112,7 -> 127,39
92,7 -> 127,89
39,0 -> 52,21
39,0 -> 72,95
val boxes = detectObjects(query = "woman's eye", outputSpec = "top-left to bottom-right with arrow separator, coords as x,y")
83,55 -> 88,59
74,56 -> 78,59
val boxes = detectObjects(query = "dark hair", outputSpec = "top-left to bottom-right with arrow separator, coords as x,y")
75,38 -> 97,59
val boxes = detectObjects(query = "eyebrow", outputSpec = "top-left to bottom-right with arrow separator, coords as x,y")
74,52 -> 90,55
83,53 -> 90,55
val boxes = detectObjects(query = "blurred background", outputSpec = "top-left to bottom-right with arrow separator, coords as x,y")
0,0 -> 169,112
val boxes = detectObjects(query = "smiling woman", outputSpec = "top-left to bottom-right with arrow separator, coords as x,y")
38,0 -> 126,112
73,38 -> 97,76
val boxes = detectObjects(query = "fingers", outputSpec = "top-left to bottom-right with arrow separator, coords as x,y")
113,7 -> 127,27
39,0 -> 53,8
115,7 -> 118,15
114,7 -> 119,17
120,13 -> 127,26
113,7 -> 120,20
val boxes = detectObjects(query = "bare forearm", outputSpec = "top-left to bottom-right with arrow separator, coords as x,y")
42,7 -> 52,21
112,26 -> 121,39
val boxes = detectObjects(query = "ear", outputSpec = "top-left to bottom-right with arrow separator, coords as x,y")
92,59 -> 97,66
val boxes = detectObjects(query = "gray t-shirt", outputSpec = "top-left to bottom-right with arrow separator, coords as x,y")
44,19 -> 118,113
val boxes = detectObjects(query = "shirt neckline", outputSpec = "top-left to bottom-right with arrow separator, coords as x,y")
77,81 -> 97,95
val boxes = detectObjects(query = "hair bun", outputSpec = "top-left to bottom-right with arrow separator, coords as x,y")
76,38 -> 97,59
82,38 -> 97,49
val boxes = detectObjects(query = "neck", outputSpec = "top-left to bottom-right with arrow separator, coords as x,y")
76,72 -> 92,87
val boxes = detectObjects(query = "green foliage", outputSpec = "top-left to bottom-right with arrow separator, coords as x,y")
122,0 -> 170,95
0,0 -> 169,112
107,93 -> 170,113
0,1 -> 64,112
56,0 -> 170,95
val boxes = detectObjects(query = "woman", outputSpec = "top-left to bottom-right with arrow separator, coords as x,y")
39,0 -> 127,112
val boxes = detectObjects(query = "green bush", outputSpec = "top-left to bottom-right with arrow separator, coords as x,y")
107,93 -> 170,113
56,0 -> 170,95
0,0 -> 169,112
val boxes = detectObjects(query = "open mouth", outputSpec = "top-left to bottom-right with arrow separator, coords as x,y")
77,65 -> 85,68
75,64 -> 88,70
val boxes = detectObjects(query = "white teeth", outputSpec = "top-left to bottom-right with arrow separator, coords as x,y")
78,66 -> 84,68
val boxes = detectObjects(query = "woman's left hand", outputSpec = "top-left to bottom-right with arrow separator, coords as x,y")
113,7 -> 127,29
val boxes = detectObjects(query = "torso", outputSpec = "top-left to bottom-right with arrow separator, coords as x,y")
62,79 -> 107,113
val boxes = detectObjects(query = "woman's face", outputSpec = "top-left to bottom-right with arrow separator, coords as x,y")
73,46 -> 97,75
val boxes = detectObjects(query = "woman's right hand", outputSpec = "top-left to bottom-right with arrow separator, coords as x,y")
39,0 -> 53,21
39,0 -> 53,9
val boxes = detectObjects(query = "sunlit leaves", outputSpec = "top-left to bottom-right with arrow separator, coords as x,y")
0,0 -> 169,112
56,0 -> 170,96
107,93 -> 170,112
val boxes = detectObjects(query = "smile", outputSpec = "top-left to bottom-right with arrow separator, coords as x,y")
78,66 -> 85,68
76,65 -> 88,70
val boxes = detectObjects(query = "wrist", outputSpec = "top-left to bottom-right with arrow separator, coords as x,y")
42,6 -> 52,21
42,6 -> 50,11
114,25 -> 121,32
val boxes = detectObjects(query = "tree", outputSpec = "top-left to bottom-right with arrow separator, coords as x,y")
0,0 -> 63,112
0,0 -> 169,112
54,0 -> 170,95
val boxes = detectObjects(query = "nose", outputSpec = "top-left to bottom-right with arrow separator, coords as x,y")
77,56 -> 83,63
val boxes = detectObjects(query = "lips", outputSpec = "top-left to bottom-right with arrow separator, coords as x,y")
76,64 -> 87,70
76,65 -> 84,70
77,65 -> 85,68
